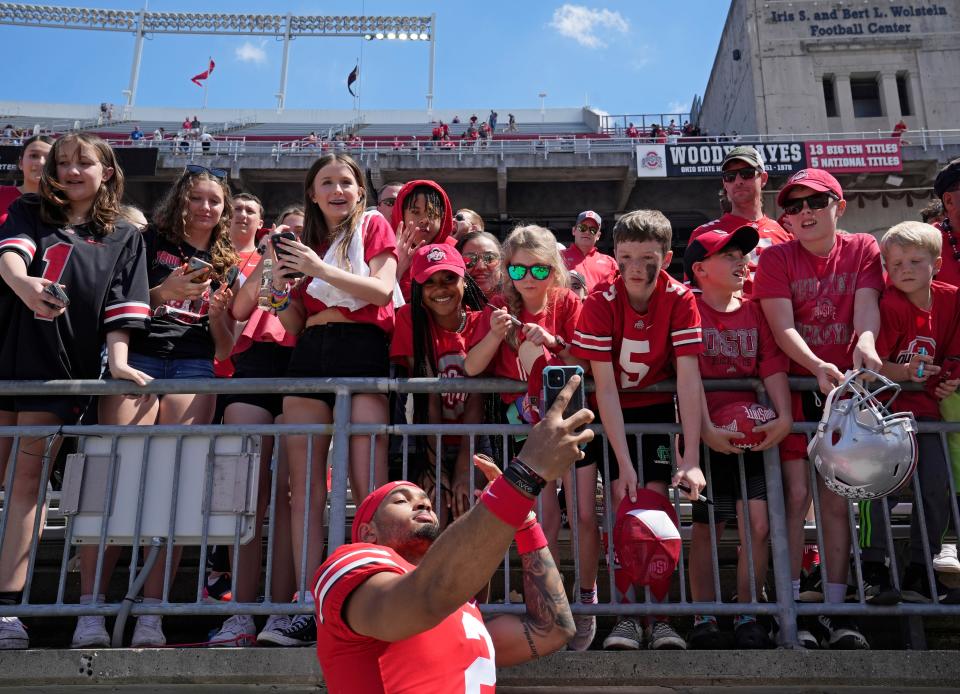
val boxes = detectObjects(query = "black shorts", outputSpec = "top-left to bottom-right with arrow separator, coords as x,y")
284,323 -> 389,410
583,403 -> 675,484
218,342 -> 294,418
693,449 -> 767,524
0,395 -> 89,425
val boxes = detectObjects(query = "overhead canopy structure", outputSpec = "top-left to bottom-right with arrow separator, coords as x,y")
0,3 -> 437,112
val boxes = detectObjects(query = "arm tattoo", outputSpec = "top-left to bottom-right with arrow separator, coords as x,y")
520,547 -> 574,655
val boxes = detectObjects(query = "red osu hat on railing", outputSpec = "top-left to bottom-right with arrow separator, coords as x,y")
612,490 -> 681,601
351,481 -> 420,543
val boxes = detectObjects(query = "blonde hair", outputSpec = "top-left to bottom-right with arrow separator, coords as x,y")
456,208 -> 484,231
501,224 -> 568,349
880,221 -> 942,260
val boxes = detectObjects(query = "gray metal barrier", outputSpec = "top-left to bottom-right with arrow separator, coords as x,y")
0,376 -> 957,650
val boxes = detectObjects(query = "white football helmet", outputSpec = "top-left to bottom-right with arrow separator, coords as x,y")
808,369 -> 918,500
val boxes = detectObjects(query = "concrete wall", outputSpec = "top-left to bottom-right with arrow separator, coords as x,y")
698,0 -> 960,136
698,0 -> 759,137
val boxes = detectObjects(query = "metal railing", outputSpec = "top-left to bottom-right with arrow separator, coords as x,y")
0,376 -> 958,650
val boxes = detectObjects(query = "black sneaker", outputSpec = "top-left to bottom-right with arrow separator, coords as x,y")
861,561 -> 901,605
687,619 -> 728,650
734,619 -> 774,649
256,613 -> 316,647
814,615 -> 869,650
901,563 -> 960,604
796,616 -> 819,649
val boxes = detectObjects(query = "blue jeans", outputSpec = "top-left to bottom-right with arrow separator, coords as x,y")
126,353 -> 214,380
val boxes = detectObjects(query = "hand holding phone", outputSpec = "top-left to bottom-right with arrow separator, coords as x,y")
271,231 -> 304,279
541,365 -> 587,431
43,282 -> 70,307
187,257 -> 213,283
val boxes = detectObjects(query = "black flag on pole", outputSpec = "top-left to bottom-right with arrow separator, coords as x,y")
347,64 -> 359,97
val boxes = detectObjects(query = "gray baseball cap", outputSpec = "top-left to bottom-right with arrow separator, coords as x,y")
721,146 -> 765,172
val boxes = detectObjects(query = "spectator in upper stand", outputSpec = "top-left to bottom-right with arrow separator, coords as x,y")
376,181 -> 404,221
305,131 -> 318,148
682,121 -> 694,137
440,121 -> 449,139
391,180 -> 455,301
201,131 -> 214,154
453,208 -> 483,241
1,124 -> 14,142
457,230 -> 502,298
153,126 -> 165,142
625,122 -> 640,139
489,110 -> 498,132
687,146 -> 791,296
452,115 -> 460,124
191,115 -> 201,133
130,125 -> 143,142
561,211 -> 618,293
431,123 -> 442,141
649,123 -> 661,142
921,199 -> 945,225
182,116 -> 192,132
932,158 -> 960,288
469,114 -> 478,127
478,121 -> 490,145
507,113 -> 517,132
892,119 -> 908,142
667,119 -> 678,135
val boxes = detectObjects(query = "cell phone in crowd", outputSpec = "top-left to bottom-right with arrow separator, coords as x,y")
541,364 -> 586,420
223,265 -> 240,289
187,256 -> 214,283
42,282 -> 70,307
271,230 -> 304,279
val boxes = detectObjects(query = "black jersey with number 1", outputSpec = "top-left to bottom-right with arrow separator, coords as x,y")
0,194 -> 151,392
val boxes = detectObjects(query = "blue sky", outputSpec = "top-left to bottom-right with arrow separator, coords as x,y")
3,1 -> 730,115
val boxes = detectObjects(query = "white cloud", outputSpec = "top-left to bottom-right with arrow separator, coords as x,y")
668,100 -> 691,115
549,4 -> 629,49
235,40 -> 267,65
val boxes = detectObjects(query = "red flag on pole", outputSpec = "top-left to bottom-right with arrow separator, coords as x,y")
191,58 -> 216,87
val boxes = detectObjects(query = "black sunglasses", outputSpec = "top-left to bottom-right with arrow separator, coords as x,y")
721,168 -> 761,183
782,192 -> 837,216
575,223 -> 599,235
185,164 -> 228,180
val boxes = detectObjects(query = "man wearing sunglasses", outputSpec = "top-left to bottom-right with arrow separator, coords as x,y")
561,210 -> 618,294
687,146 -> 791,296
375,181 -> 404,221
932,158 -> 960,289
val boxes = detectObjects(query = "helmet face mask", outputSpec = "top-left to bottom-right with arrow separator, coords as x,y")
809,369 -> 918,500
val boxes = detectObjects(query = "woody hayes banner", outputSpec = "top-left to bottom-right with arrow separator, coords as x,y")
665,142 -> 805,177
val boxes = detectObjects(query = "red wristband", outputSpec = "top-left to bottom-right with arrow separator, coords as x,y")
479,476 -> 535,528
515,519 -> 548,554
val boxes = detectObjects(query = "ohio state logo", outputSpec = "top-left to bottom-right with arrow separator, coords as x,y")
426,247 -> 446,262
789,170 -> 809,183
813,298 -> 837,322
640,151 -> 663,170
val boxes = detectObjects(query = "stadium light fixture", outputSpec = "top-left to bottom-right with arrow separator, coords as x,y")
398,32 -> 407,40
387,31 -> 396,39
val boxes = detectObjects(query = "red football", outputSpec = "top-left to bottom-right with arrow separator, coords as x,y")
711,401 -> 777,449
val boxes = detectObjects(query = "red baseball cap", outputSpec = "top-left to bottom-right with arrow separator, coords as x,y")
683,225 -> 759,283
351,481 -> 420,543
411,244 -> 466,285
777,168 -> 844,207
576,210 -> 602,229
612,490 -> 681,601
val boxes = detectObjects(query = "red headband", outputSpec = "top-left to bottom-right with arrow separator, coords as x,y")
351,481 -> 420,543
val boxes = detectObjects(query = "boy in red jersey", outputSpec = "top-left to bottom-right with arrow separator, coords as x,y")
754,168 -> 884,650
683,226 -> 795,649
570,209 -> 705,651
860,221 -> 960,605
314,381 -> 592,694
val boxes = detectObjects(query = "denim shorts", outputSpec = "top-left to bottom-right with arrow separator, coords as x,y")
126,353 -> 214,380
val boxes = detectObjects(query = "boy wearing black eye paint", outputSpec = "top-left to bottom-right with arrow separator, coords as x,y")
570,209 -> 705,651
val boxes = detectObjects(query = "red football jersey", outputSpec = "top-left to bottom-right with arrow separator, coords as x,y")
934,220 -> 960,289
876,281 -> 960,419
696,297 -> 788,411
470,289 -> 582,403
391,304 -> 485,423
688,213 -> 792,296
752,233 -> 884,375
561,245 -> 618,293
314,543 -> 496,694
570,273 -> 703,408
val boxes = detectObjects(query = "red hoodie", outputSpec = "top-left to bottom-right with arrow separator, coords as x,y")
390,179 -> 455,301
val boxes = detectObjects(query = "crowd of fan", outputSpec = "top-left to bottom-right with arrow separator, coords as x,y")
0,132 -> 960,655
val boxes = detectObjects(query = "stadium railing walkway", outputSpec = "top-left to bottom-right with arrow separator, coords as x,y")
0,376 -> 958,649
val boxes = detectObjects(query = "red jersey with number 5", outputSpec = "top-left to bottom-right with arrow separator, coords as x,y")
314,543 -> 496,694
571,272 -> 703,408
0,194 -> 150,384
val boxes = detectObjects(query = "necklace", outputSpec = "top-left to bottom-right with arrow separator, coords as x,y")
943,218 -> 960,262
455,308 -> 467,333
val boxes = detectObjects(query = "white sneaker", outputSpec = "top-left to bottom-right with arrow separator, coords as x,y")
208,614 -> 256,647
131,615 -> 166,647
257,614 -> 290,645
0,616 -> 28,650
933,544 -> 960,574
71,615 -> 110,649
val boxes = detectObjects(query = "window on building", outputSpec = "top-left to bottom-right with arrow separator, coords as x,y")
896,73 -> 912,116
850,76 -> 883,118
822,76 -> 838,118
